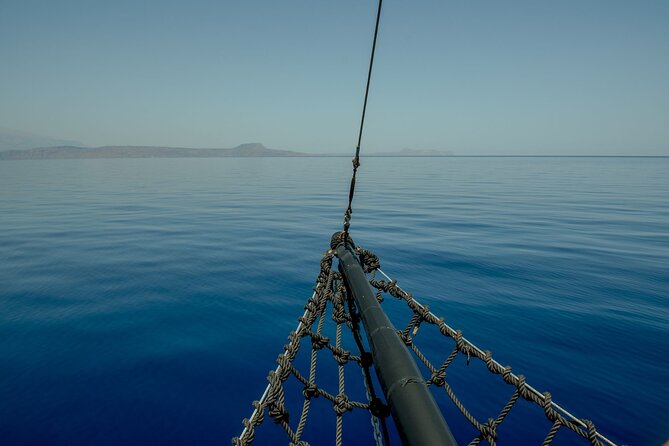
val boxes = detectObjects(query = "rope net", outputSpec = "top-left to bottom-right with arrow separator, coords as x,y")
233,245 -> 616,446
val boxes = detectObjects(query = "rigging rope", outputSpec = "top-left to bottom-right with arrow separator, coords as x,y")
342,0 -> 383,239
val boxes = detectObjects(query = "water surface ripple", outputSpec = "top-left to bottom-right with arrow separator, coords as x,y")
1,157 -> 667,445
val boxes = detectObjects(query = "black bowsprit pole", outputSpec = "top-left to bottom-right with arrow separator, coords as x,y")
332,232 -> 457,446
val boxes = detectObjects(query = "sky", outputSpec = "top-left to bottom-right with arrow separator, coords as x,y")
1,0 -> 668,155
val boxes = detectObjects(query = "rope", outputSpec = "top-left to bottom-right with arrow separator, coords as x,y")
232,250 -> 386,446
234,244 -> 620,445
343,0 -> 383,239
355,247 -> 618,446
374,265 -> 615,446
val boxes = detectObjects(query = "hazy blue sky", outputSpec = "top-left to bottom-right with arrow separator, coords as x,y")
1,0 -> 668,155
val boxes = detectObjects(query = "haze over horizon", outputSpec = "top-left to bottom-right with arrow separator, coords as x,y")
1,1 -> 668,155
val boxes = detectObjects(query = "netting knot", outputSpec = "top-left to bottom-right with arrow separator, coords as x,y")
429,372 -> 446,387
276,355 -> 292,379
332,297 -> 348,324
480,418 -> 498,442
418,305 -> 431,320
268,399 -> 289,424
333,393 -> 353,415
304,299 -> 318,314
232,418 -> 254,445
297,318 -> 310,332
311,333 -> 329,350
483,350 -> 495,369
357,248 -> 380,272
302,383 -> 319,399
335,349 -> 351,365
455,330 -> 472,365
583,419 -> 600,445
516,375 -> 531,400
251,400 -> 264,420
501,366 -> 514,384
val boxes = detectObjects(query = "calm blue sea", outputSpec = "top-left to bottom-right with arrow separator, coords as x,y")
0,157 -> 667,445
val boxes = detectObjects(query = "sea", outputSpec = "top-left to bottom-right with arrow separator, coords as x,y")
0,156 -> 667,445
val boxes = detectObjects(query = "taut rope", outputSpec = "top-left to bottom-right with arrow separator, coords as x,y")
342,0 -> 383,240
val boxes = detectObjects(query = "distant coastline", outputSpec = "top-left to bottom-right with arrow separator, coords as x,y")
0,143 -> 306,160
0,143 -> 457,160
3,141 -> 663,160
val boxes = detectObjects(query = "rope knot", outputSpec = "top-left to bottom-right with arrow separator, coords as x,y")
583,419 -> 600,445
267,386 -> 289,425
501,366 -> 514,384
516,374 -> 530,399
542,391 -> 553,414
331,297 -> 348,324
275,355 -> 292,380
297,318 -> 310,331
333,393 -> 353,415
480,418 -> 498,441
302,383 -> 319,399
418,305 -> 431,320
455,330 -> 471,365
358,248 -> 380,272
268,405 -> 289,424
429,372 -> 445,387
483,350 -> 494,369
232,418 -> 255,445
311,333 -> 329,350
335,349 -> 351,365
249,400 -> 265,426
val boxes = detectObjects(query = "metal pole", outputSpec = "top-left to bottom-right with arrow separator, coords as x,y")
332,232 -> 457,446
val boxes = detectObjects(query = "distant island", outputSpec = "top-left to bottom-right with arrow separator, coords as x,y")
0,130 -> 456,159
0,144 -> 456,160
0,143 -> 308,160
